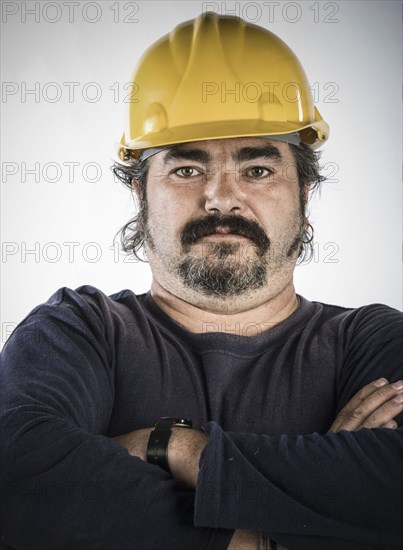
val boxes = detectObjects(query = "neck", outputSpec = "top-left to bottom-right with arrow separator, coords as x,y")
150,279 -> 299,335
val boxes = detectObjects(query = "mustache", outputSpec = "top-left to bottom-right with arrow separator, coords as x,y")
180,214 -> 270,255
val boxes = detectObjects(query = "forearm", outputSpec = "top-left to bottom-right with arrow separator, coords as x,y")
119,382 -> 401,550
114,428 -> 277,550
1,418 -> 232,549
114,427 -> 289,550
194,422 -> 403,550
0,298 -> 234,549
163,431 -> 275,550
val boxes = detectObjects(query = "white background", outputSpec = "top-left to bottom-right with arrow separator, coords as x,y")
1,0 -> 402,348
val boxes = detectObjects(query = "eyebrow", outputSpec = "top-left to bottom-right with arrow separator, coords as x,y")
162,144 -> 283,166
232,146 -> 283,163
163,148 -> 213,165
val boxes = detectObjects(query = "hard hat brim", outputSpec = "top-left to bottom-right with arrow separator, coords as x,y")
117,118 -> 329,161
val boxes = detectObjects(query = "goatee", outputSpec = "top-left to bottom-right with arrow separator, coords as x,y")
178,214 -> 270,297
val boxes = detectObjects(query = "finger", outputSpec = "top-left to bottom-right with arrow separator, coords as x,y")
330,378 -> 389,432
382,420 -> 398,429
332,386 -> 403,432
332,384 -> 402,432
358,395 -> 403,429
331,381 -> 402,432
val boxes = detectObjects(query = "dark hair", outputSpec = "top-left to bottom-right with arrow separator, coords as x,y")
290,142 -> 326,263
111,142 -> 326,263
112,156 -> 150,262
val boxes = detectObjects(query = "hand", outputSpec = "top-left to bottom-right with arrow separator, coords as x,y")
227,530 -> 259,549
227,530 -> 288,549
330,378 -> 403,433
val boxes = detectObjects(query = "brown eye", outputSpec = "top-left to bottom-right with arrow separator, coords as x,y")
175,167 -> 202,178
245,167 -> 272,179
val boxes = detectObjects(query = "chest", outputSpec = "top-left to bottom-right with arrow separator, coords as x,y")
108,330 -> 339,437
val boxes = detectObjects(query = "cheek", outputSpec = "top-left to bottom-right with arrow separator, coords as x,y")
249,186 -> 301,231
149,183 -> 203,227
147,196 -> 188,240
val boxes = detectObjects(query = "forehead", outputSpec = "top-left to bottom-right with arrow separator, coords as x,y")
152,136 -> 292,165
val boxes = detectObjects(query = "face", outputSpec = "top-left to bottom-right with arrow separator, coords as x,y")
139,137 -> 306,301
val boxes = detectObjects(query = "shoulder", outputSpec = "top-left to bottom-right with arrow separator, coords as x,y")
39,284 -> 137,310
298,299 -> 402,380
313,301 -> 403,417
4,285 -> 149,348
312,299 -> 402,341
313,299 -> 402,379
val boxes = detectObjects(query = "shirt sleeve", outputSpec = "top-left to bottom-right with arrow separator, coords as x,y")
0,287 -> 233,550
194,304 -> 403,550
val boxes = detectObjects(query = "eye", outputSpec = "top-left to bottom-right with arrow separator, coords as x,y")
174,166 -> 203,178
245,166 -> 273,179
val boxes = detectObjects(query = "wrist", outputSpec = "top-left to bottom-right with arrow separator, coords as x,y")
168,427 -> 209,488
228,530 -> 260,549
146,417 -> 192,473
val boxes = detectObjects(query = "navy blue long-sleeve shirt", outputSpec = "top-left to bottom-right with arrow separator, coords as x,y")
0,285 -> 402,549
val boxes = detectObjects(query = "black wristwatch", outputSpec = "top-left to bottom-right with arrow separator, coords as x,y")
146,417 -> 192,473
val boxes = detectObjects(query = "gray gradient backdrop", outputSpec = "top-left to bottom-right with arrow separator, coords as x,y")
1,0 -> 402,348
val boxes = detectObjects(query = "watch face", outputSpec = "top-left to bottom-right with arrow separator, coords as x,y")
158,417 -> 192,428
173,418 -> 192,428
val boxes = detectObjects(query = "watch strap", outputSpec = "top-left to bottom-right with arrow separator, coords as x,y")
147,417 -> 192,473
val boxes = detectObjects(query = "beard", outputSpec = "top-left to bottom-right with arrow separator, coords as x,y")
178,240 -> 268,297
177,213 -> 302,297
145,211 -> 304,298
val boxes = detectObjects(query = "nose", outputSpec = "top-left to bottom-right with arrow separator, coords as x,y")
204,170 -> 245,215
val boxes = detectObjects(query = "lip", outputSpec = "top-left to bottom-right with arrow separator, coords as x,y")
199,233 -> 248,241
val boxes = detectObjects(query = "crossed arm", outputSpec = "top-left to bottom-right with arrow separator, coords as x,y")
2,296 -> 401,549
114,378 -> 403,549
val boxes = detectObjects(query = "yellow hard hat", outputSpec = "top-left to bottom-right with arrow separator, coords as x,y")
116,12 -> 329,161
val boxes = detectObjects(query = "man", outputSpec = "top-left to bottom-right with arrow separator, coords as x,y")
0,13 -> 402,550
